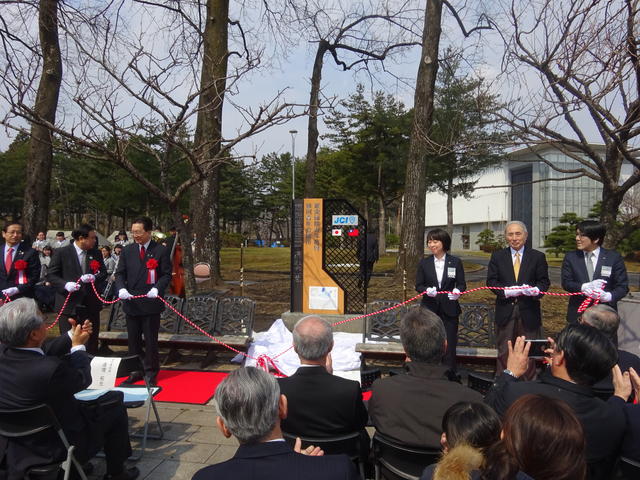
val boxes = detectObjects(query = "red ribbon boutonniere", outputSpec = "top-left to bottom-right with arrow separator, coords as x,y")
13,260 -> 28,285
146,258 -> 159,284
89,259 -> 101,274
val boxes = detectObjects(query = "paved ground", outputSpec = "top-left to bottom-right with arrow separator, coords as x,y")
87,399 -> 240,480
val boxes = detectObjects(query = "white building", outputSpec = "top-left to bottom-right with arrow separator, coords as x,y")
424,144 -> 635,250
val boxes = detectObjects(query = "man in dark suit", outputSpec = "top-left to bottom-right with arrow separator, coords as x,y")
115,216 -> 171,386
369,308 -> 482,452
486,220 -> 550,379
0,298 -> 137,480
580,304 -> 640,394
0,222 -> 40,302
192,367 -> 359,480
485,325 -> 626,476
359,228 -> 379,289
278,316 -> 368,442
47,224 -> 107,354
561,220 -> 629,324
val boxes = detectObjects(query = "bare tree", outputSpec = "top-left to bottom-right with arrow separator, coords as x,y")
497,0 -> 640,245
1,1 -> 305,294
397,0 -> 492,279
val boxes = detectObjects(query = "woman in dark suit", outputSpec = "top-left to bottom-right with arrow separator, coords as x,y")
416,228 -> 466,369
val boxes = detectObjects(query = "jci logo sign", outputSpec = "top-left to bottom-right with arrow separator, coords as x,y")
331,215 -> 358,226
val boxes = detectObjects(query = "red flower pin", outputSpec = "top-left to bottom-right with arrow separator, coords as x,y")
146,259 -> 159,269
13,260 -> 27,270
89,260 -> 100,274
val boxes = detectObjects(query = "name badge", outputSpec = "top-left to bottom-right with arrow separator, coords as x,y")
447,267 -> 456,279
601,266 -> 612,277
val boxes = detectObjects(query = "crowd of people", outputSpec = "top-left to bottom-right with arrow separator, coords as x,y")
0,217 -> 636,479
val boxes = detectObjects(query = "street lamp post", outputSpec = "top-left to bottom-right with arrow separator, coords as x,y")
289,129 -> 298,199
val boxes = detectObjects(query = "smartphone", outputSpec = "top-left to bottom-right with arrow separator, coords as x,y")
74,305 -> 88,323
526,339 -> 549,358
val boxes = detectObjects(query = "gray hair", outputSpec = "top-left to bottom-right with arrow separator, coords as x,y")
0,298 -> 44,347
581,305 -> 620,340
292,315 -> 333,361
400,307 -> 446,363
214,367 -> 280,444
505,221 -> 528,234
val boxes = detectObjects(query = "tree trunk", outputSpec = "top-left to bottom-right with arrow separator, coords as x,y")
396,0 -> 443,280
189,0 -> 229,285
304,41 -> 328,198
446,176 -> 453,235
171,207 -> 196,296
22,0 -> 62,237
600,182 -> 625,248
377,195 -> 386,255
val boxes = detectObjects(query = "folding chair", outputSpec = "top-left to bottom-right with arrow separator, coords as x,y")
372,433 -> 441,480
76,355 -> 163,460
282,431 -> 368,480
0,404 -> 88,480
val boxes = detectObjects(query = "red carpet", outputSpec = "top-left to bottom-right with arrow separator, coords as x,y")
116,370 -> 372,404
116,370 -> 228,404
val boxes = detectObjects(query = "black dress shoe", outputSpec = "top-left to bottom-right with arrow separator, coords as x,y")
121,371 -> 144,385
103,466 -> 140,480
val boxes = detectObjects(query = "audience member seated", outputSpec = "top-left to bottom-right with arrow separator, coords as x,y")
420,402 -> 501,480
0,298 -> 138,480
369,308 -> 483,450
485,325 -> 626,477
580,304 -> 640,395
481,394 -> 586,480
278,316 -> 368,443
612,365 -> 640,463
191,367 -> 359,480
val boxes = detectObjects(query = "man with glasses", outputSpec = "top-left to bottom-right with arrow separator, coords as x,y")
561,220 -> 629,324
115,217 -> 171,386
0,222 -> 41,301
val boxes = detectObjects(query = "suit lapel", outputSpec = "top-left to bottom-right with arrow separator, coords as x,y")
518,247 -> 531,283
594,248 -> 607,278
502,248 -> 516,284
427,255 -> 438,287
134,241 -> 156,285
575,250 -> 590,282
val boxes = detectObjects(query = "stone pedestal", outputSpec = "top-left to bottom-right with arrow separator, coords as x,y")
618,292 -> 640,357
281,311 -> 364,334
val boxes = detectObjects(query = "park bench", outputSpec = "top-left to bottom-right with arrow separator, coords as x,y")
98,294 -> 255,367
355,301 -> 497,365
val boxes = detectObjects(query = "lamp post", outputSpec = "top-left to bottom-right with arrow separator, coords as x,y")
289,129 -> 298,199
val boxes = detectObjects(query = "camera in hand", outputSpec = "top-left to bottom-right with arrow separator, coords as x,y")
526,339 -> 549,358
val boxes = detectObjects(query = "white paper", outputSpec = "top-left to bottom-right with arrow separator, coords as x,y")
309,286 -> 338,310
88,357 -> 122,389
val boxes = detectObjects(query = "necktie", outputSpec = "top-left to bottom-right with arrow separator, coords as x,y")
79,251 -> 87,274
5,247 -> 12,274
586,252 -> 594,281
513,252 -> 521,281
140,245 -> 146,261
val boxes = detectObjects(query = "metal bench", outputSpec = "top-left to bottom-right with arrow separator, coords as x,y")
98,294 -> 255,367
355,301 -> 498,364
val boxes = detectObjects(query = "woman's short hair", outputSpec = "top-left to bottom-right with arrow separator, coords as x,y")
426,228 -> 452,252
442,401 -> 501,451
482,394 -> 586,480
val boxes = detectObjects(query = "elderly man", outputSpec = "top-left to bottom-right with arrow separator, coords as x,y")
369,308 -> 482,450
486,220 -> 550,379
562,220 -> 629,324
192,367 -> 359,480
0,298 -> 137,480
278,316 -> 368,441
580,304 -> 640,393
485,325 -> 626,476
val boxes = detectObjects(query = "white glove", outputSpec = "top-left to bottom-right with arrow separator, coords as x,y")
447,288 -> 461,301
146,287 -> 158,298
118,288 -> 133,300
591,279 -> 607,290
80,274 -> 95,283
504,286 -> 523,298
64,282 -> 80,292
2,287 -> 19,297
425,286 -> 438,298
581,282 -> 596,294
599,291 -> 612,303
523,286 -> 540,297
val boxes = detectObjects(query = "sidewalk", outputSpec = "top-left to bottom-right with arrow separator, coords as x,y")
87,399 -> 239,480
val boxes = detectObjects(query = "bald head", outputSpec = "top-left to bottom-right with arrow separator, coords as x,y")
580,305 -> 620,340
292,315 -> 334,362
